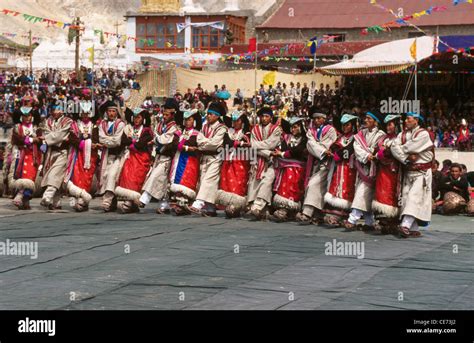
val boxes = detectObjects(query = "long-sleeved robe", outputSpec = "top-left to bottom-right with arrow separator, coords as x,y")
303,124 -> 337,211
247,122 -> 282,204
195,120 -> 227,204
10,123 -> 42,192
41,116 -> 73,190
64,119 -> 100,198
391,126 -> 434,222
97,119 -> 126,195
372,133 -> 401,218
116,124 -> 154,200
351,127 -> 385,212
216,128 -> 251,210
272,133 -> 307,211
142,120 -> 178,200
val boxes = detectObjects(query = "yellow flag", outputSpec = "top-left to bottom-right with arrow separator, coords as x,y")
410,39 -> 417,61
262,71 -> 276,86
87,46 -> 94,64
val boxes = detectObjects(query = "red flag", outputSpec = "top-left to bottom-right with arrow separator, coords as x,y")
248,37 -> 257,53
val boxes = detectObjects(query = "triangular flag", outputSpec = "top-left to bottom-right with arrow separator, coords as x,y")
410,39 -> 417,61
87,46 -> 94,63
262,71 -> 276,86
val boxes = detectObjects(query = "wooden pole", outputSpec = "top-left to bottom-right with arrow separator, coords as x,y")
28,30 -> 33,75
75,17 -> 81,77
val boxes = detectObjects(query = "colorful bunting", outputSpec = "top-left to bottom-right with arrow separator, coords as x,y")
362,5 -> 447,35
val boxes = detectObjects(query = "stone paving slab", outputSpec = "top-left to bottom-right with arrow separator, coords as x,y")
0,198 -> 472,310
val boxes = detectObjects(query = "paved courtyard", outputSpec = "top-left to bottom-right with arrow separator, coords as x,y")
0,198 -> 472,310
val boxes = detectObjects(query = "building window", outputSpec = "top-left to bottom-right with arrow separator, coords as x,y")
325,34 -> 345,42
192,26 -> 224,51
136,18 -> 184,51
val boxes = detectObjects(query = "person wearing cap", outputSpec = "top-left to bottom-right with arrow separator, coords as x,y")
39,103 -> 74,210
270,116 -> 308,222
64,101 -> 99,212
9,106 -> 42,210
216,110 -> 251,218
140,98 -> 180,213
344,110 -> 386,231
114,108 -> 154,214
188,102 -> 228,217
247,106 -> 282,220
169,109 -> 202,215
295,109 -> 337,225
97,100 -> 126,212
324,114 -> 359,226
391,112 -> 434,238
371,114 -> 403,234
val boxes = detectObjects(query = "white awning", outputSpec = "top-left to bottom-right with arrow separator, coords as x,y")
320,36 -> 438,76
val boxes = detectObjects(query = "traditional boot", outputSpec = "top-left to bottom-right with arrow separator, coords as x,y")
295,212 -> 312,225
12,191 -> 24,209
156,200 -> 171,214
225,205 -> 240,219
343,220 -> 358,232
118,201 -> 139,214
202,203 -> 217,217
270,208 -> 288,223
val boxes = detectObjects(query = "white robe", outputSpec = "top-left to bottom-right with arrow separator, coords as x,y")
351,127 -> 385,212
41,116 -> 73,190
391,126 -> 434,222
247,123 -> 282,204
195,121 -> 227,204
142,122 -> 178,200
98,120 -> 126,194
303,125 -> 337,211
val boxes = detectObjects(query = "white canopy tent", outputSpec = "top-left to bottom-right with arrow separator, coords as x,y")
320,36 -> 438,76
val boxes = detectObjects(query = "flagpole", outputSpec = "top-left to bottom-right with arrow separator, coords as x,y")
254,34 -> 258,118
91,45 -> 95,115
414,61 -> 417,102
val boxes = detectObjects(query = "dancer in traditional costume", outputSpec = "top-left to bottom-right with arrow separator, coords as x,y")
40,104 -> 74,210
344,110 -> 386,231
391,112 -> 434,238
97,101 -> 126,212
64,101 -> 99,212
140,99 -> 180,213
10,107 -> 42,210
372,114 -> 402,234
247,107 -> 282,220
189,102 -> 228,217
115,108 -> 153,213
270,117 -> 307,222
169,109 -> 202,215
323,114 -> 359,226
295,110 -> 337,225
216,110 -> 251,218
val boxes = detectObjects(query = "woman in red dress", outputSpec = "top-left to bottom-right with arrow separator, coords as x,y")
115,108 -> 153,213
372,114 -> 402,233
10,107 -> 42,210
323,114 -> 359,226
216,110 -> 251,218
270,117 -> 307,222
65,101 -> 99,212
